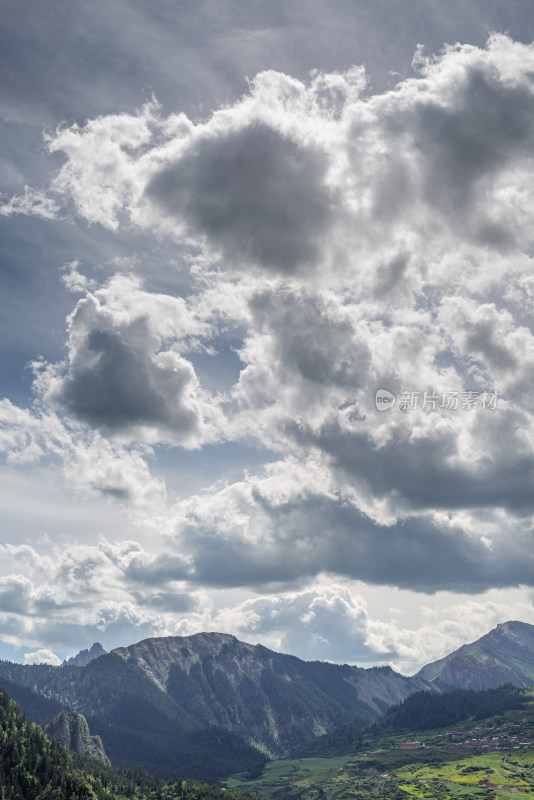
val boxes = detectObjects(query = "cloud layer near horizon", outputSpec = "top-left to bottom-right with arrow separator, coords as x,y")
2,35 -> 534,668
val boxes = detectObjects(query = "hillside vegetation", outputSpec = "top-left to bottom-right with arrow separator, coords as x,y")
45,710 -> 110,765
0,687 -> 259,800
293,684 -> 530,759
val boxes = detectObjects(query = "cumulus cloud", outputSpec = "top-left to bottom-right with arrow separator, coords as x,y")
0,532 -> 531,671
364,592 -> 534,674
213,584 -> 370,663
168,583 -> 534,671
22,35 -> 530,279
0,575 -> 33,615
3,35 -> 534,664
211,586 -> 533,669
0,186 -> 60,219
291,410 -> 534,515
24,649 -> 62,666
146,122 -> 338,273
234,285 -> 371,428
37,274 -> 222,445
0,539 -> 196,652
0,398 -> 165,507
409,45 -> 534,245
48,101 -> 157,229
166,459 -> 534,593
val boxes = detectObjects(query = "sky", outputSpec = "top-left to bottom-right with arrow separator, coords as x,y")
1,0 -> 534,673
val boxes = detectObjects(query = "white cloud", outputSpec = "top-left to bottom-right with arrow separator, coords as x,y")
0,399 -> 166,508
0,529 -> 532,672
47,101 -> 158,229
23,648 -> 62,666
24,35 -> 531,286
365,591 -> 534,674
60,261 -> 96,294
36,274 -> 223,446
145,121 -> 339,274
0,186 -> 60,219
0,538 -> 186,651
3,35 -> 534,664
213,583 -> 369,663
163,457 -> 534,593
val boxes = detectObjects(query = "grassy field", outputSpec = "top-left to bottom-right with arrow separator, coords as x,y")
224,694 -> 534,800
397,751 -> 533,799
224,755 -> 353,797
224,749 -> 534,800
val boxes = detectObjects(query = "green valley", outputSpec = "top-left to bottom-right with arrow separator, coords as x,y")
225,745 -> 534,800
224,687 -> 534,800
3,625 -> 534,793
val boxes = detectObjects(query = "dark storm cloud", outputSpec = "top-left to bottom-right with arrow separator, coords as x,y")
248,288 -> 370,388
236,287 -> 372,418
0,573 -> 90,617
289,418 -> 534,514
146,123 -> 337,273
464,321 -> 517,372
444,303 -> 519,373
131,591 -> 195,613
373,253 -> 410,297
46,296 -> 205,441
412,66 -> 534,244
0,575 -> 32,615
54,325 -> 197,434
178,488 -> 534,593
125,553 -> 190,585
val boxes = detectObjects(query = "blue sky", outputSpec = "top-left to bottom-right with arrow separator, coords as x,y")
2,0 -> 534,670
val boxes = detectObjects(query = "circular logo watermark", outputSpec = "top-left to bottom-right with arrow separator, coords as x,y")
375,388 -> 396,411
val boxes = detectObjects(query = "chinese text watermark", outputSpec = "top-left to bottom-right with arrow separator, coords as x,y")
375,388 -> 500,412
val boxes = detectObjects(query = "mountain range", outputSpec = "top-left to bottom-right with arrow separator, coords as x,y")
1,620 -> 533,782
0,632 -> 429,780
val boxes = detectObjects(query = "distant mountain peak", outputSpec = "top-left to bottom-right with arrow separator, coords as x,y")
496,620 -> 532,636
416,620 -> 534,691
63,642 -> 107,667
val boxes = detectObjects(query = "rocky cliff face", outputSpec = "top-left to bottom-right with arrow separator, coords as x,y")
416,621 -> 534,691
45,710 -> 110,765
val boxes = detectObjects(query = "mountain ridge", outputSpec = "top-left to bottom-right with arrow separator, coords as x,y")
0,631 -> 430,779
110,631 -> 431,725
3,621 -> 534,781
416,620 -> 534,691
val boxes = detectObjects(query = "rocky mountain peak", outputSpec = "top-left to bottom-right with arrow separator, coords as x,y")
416,620 -> 534,691
63,642 -> 108,667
